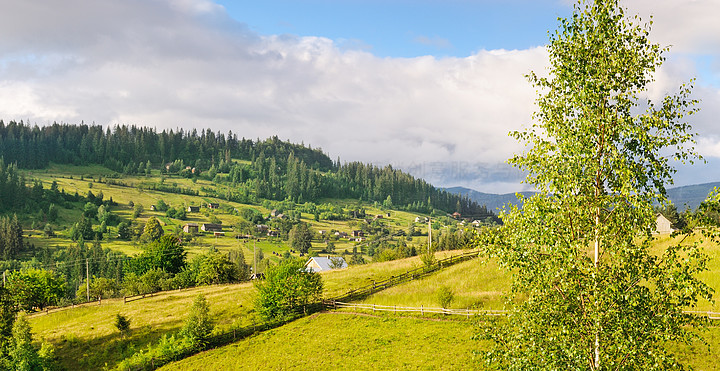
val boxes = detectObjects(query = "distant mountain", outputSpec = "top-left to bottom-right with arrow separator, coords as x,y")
444,186 -> 536,212
447,182 -> 720,212
666,182 -> 720,210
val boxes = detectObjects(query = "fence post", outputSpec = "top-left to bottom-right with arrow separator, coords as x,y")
123,296 -> 126,304
421,305 -> 423,316
373,304 -> 375,313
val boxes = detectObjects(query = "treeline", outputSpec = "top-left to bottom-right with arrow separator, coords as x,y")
0,120 -> 494,218
230,155 -> 493,218
0,120 -> 333,172
2,235 -> 250,311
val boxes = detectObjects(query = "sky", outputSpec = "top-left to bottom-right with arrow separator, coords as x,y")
0,0 -> 719,193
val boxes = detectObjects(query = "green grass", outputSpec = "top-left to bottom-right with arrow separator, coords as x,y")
159,312 -> 480,371
26,250 -> 471,370
359,257 -> 509,310
29,283 -> 256,370
157,311 -> 720,371
320,249 -> 471,298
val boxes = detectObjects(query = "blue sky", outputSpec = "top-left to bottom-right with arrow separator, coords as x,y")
0,0 -> 718,192
218,0 -> 570,58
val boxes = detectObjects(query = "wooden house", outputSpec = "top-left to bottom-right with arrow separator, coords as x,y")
654,214 -> 676,234
201,223 -> 223,232
183,223 -> 199,234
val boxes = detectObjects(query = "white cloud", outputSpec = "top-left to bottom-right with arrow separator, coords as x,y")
622,0 -> 720,54
0,0 -> 718,193
0,0 -> 545,171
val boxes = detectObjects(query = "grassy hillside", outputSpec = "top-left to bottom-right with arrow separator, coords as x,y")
27,250 -> 472,370
15,163 -> 720,369
159,312 -> 480,371
358,257 -> 508,310
21,164 -> 448,267
157,312 -> 720,371
29,283 -> 256,370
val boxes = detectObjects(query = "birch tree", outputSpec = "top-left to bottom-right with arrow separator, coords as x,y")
481,1 -> 713,369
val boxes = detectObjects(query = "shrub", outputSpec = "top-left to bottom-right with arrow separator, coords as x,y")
114,314 -> 131,337
437,286 -> 455,309
180,295 -> 213,348
255,258 -> 323,321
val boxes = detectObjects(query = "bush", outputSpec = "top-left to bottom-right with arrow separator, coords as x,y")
114,314 -> 131,337
180,295 -> 213,347
255,259 -> 323,321
436,286 -> 454,309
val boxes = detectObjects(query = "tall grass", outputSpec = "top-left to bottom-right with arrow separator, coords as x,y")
29,283 -> 256,370
158,313 -> 479,371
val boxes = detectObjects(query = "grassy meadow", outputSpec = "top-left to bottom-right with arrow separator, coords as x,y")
17,164 -> 720,370
158,312 -> 480,371
28,283 -> 256,370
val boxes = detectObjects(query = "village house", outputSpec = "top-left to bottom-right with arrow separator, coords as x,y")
256,224 -> 269,232
150,205 -> 157,211
304,256 -> 348,273
207,203 -> 220,209
187,206 -> 200,212
654,214 -> 676,234
335,231 -> 348,238
182,223 -> 199,234
267,230 -> 279,237
352,230 -> 364,237
201,223 -> 223,232
451,212 -> 462,219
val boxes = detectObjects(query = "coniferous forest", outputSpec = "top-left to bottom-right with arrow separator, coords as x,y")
0,120 -> 492,218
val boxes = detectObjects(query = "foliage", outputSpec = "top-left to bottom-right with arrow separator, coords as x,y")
420,246 -> 436,268
0,287 -> 18,352
436,286 -> 454,309
114,313 -> 131,337
116,221 -> 132,240
240,208 -> 264,224
155,199 -> 169,212
195,251 -> 240,286
289,222 -> 313,254
125,235 -> 186,276
116,334 -> 194,371
481,1 -> 712,369
180,294 -> 214,348
70,216 -> 96,241
255,258 -> 323,321
2,315 -> 54,371
0,215 -> 25,260
5,269 -> 66,312
142,216 -> 164,242
76,277 -> 120,301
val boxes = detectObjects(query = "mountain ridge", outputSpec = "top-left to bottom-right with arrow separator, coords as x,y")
447,182 -> 720,212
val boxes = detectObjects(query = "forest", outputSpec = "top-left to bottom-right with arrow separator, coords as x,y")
0,120 -> 491,218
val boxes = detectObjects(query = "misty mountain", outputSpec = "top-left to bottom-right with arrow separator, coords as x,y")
444,187 -> 537,212
447,182 -> 720,212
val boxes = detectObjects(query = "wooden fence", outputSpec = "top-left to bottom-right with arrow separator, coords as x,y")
330,250 -> 480,302
325,302 -> 720,321
327,301 -> 506,318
